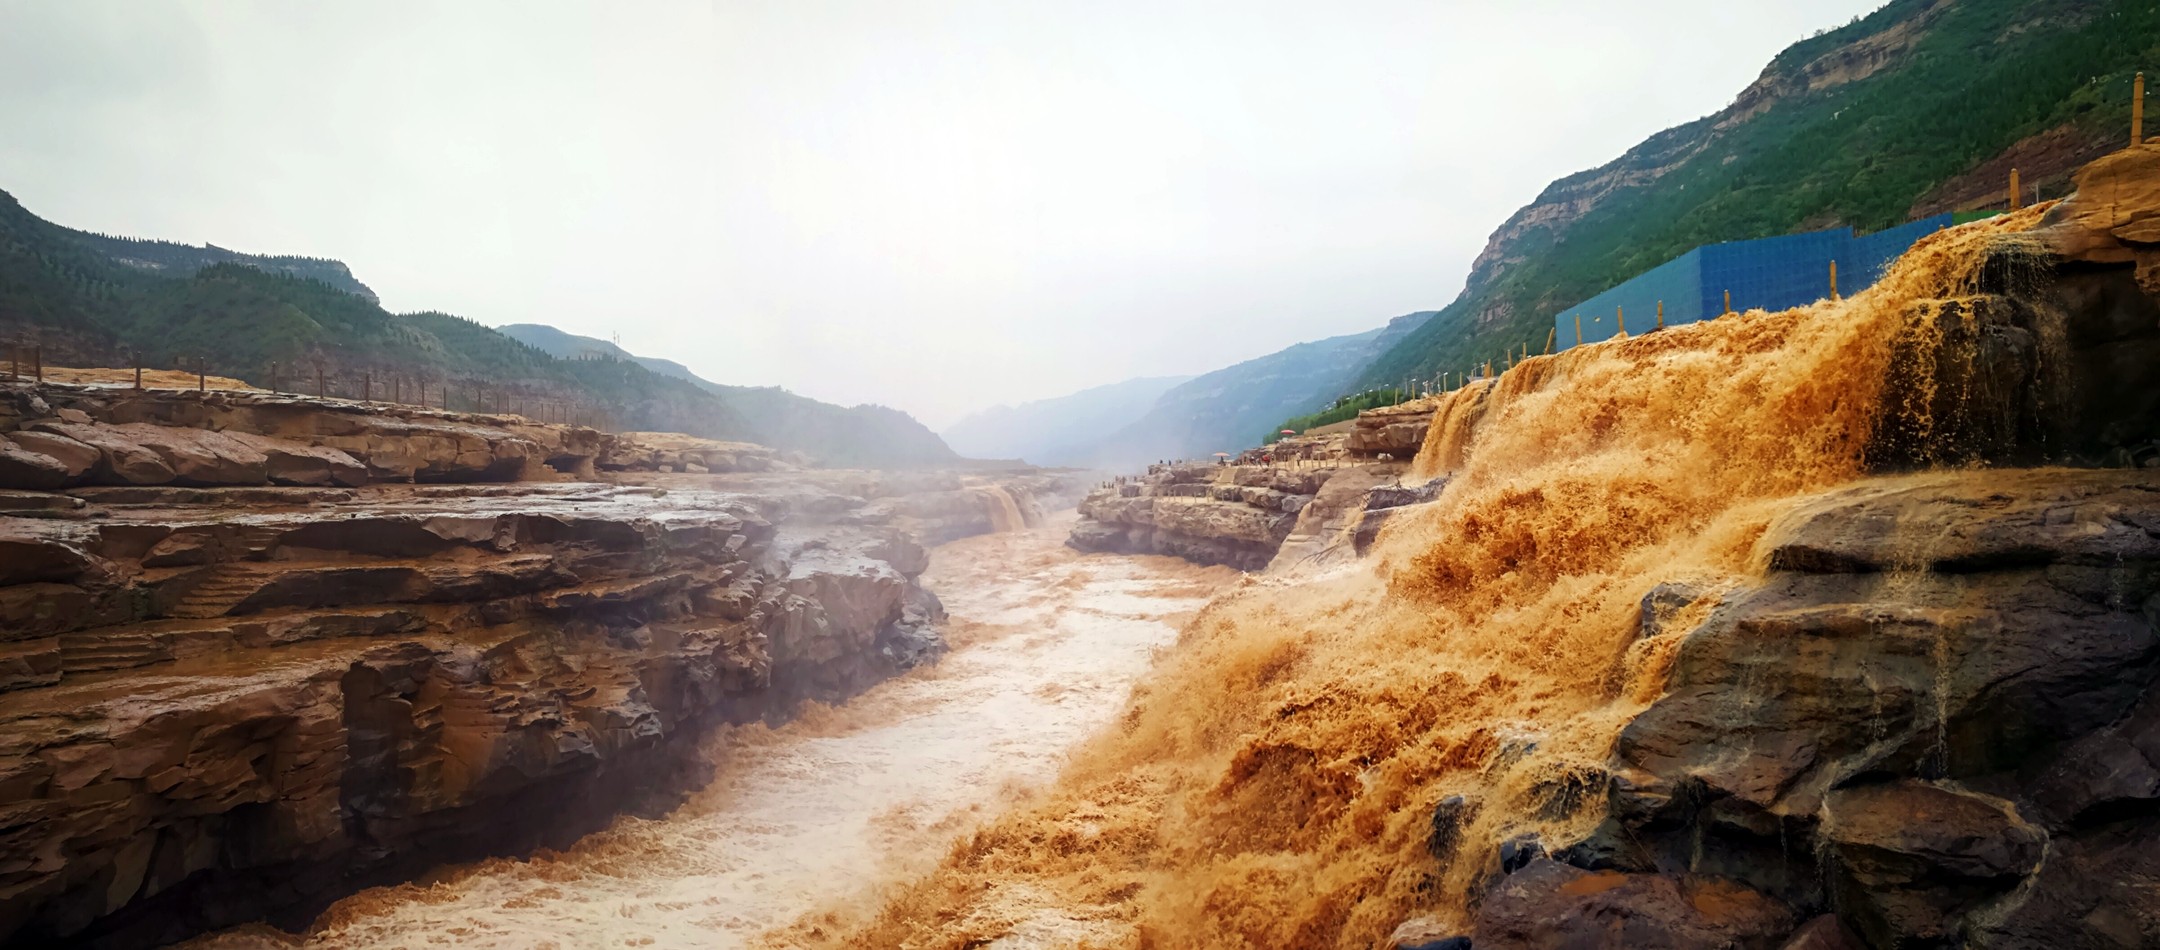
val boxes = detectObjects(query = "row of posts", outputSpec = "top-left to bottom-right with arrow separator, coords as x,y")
257,361 -> 615,428
0,346 -> 613,429
1338,71 -> 2160,428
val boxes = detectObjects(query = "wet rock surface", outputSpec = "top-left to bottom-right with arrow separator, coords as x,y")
0,404 -> 1084,948
1067,458 -> 1415,571
1475,859 -> 1796,950
1437,468 -> 2160,949
1345,401 -> 1437,458
1067,461 -> 1324,570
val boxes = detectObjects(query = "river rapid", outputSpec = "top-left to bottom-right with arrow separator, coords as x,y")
195,511 -> 1235,950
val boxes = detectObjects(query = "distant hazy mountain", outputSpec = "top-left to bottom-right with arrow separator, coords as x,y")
993,311 -> 1433,470
497,323 -> 957,468
941,375 -> 1194,465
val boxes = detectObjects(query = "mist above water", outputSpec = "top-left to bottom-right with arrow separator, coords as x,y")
192,514 -> 1235,950
826,210 -> 2049,946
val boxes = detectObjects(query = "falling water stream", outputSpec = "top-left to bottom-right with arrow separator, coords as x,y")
197,512 -> 1236,950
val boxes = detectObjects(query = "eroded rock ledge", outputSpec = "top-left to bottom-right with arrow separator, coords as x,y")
1408,469 -> 2160,949
0,390 -> 1081,948
1066,444 -> 1424,573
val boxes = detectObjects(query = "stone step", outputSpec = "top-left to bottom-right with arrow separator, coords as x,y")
167,567 -> 279,619
58,633 -> 172,673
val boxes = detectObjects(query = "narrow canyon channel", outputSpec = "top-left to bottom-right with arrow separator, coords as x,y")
194,512 -> 1236,950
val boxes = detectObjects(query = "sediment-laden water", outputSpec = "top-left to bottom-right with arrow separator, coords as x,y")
196,513 -> 1234,949
823,210 -> 2057,948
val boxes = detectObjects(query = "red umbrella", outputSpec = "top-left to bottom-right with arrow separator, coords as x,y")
1281,429 -> 1296,435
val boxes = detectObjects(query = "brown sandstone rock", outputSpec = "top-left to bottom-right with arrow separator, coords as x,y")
1823,781 -> 2042,946
0,440 -> 70,490
1068,461 -> 1345,570
1346,401 -> 1436,457
1778,916 -> 1863,950
0,464 -> 1060,947
1474,860 -> 1795,950
1619,470 -> 2160,813
8,430 -> 101,481
30,422 -> 175,484
2047,142 -> 2160,250
222,431 -> 369,487
96,423 -> 272,485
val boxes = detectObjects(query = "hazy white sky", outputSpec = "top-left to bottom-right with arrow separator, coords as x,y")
0,1 -> 1881,427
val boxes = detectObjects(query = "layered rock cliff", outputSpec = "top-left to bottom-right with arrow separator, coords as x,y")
0,388 -> 1075,948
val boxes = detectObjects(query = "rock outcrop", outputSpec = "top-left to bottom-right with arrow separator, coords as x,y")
1344,400 -> 1438,458
1422,469 -> 2160,949
1067,462 -> 1335,570
596,430 -> 800,474
0,385 -> 612,488
0,479 -> 958,948
1397,147 -> 2160,950
1071,410 -> 1440,572
0,389 -> 1084,948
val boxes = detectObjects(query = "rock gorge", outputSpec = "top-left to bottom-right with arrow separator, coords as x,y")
0,383 -> 1082,948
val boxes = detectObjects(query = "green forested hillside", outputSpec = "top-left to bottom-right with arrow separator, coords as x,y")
497,323 -> 957,467
1360,0 -> 2156,390
0,188 -> 967,466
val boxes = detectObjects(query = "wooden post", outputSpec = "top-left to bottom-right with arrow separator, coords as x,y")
2136,72 -> 2147,147
1483,360 -> 1492,378
2009,168 -> 2022,211
133,352 -> 142,390
314,362 -> 325,398
268,361 -> 278,392
32,346 -> 41,384
197,357 -> 206,392
1830,260 -> 1840,301
1574,314 -> 1583,346
393,376 -> 401,403
1723,290 -> 1732,316
1544,327 -> 1556,355
9,345 -> 16,381
1616,307 -> 1627,339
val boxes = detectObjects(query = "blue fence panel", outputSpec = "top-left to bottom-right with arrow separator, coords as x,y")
1701,227 -> 1846,317
1553,248 -> 1702,348
1847,214 -> 1953,286
1551,214 -> 1959,352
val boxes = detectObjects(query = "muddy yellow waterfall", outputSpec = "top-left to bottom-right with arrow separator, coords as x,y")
823,209 -> 2056,947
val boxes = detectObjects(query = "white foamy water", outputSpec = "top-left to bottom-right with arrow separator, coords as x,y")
199,513 -> 1231,950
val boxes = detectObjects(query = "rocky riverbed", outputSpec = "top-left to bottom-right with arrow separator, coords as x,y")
181,513 -> 1234,949
0,385 -> 1086,948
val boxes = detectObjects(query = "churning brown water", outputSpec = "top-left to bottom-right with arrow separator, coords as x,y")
196,512 -> 1235,949
824,209 -> 2056,948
